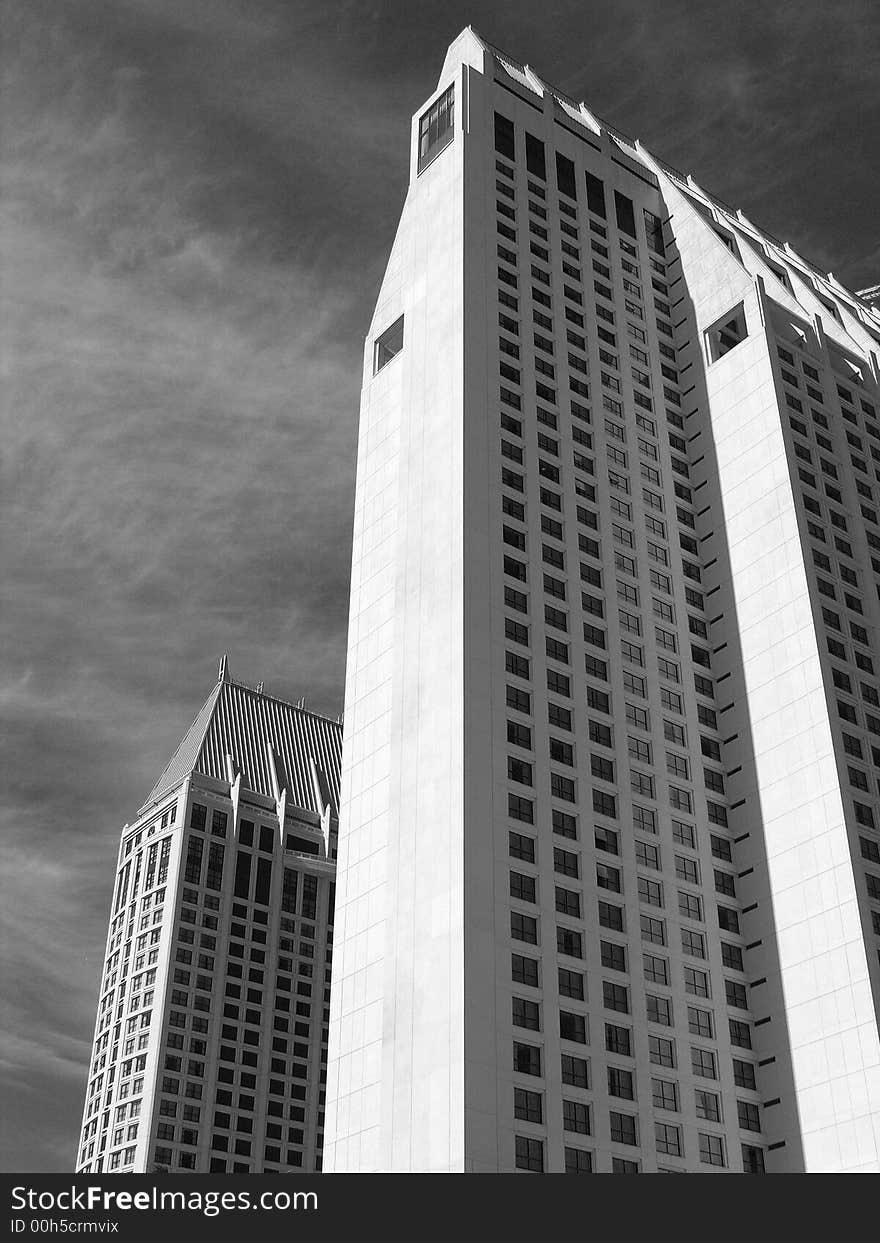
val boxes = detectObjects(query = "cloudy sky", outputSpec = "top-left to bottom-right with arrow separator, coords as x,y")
2,0 -> 878,1173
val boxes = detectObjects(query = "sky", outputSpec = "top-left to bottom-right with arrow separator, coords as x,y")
1,0 -> 878,1173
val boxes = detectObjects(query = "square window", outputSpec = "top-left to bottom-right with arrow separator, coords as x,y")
561,1053 -> 589,1089
699,1133 -> 726,1167
563,1099 -> 591,1134
609,1111 -> 638,1146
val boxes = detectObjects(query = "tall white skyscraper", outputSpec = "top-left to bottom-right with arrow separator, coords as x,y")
325,28 -> 880,1172
76,662 -> 341,1174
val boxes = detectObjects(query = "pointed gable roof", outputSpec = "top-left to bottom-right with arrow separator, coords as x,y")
140,666 -> 342,818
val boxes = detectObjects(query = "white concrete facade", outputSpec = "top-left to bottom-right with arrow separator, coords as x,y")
326,29 -> 880,1172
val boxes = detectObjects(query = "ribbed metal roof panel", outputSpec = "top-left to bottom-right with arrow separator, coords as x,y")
141,679 -> 342,816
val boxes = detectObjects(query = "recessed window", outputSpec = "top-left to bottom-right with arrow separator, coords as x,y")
614,191 -> 636,238
373,316 -> 404,374
706,304 -> 747,361
417,84 -> 454,173
494,112 -> 515,161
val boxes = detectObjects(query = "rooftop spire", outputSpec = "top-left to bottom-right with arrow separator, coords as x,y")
218,653 -> 229,682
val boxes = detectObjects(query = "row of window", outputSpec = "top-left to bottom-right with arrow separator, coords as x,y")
513,1131 -> 764,1171
151,877 -> 330,1174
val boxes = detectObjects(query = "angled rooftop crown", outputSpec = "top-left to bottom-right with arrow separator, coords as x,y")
141,665 -> 342,816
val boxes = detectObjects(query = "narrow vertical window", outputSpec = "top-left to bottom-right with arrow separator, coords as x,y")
282,867 -> 298,914
525,133 -> 546,180
556,152 -> 576,200
418,83 -> 454,172
494,112 -> 515,160
255,857 -> 272,906
585,171 -> 606,218
233,849 -> 251,900
157,838 -> 171,885
131,851 -> 142,899
114,862 -> 129,913
614,191 -> 636,237
205,843 -> 224,891
301,874 -> 318,921
183,836 -> 203,885
144,843 -> 158,891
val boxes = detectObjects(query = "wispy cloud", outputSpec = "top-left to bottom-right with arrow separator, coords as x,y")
2,0 -> 877,1171
1,0 -> 390,1169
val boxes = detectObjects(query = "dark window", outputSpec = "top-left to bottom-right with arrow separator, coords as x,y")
301,874 -> 318,921
557,927 -> 583,958
513,1042 -> 542,1076
512,997 -> 541,1030
281,868 -> 298,915
610,1111 -> 638,1146
601,940 -> 627,972
514,1088 -> 543,1124
512,954 -> 539,988
614,191 -> 636,237
605,1023 -> 631,1057
562,1054 -> 589,1088
564,1146 -> 593,1173
603,981 -> 629,1013
733,1060 -> 756,1090
655,1122 -> 681,1157
254,857 -> 272,907
510,871 -> 536,903
699,1134 -> 725,1167
509,831 -> 535,863
509,794 -> 534,824
742,1144 -> 765,1174
608,1066 -> 635,1100
512,912 -> 538,945
737,1100 -> 761,1132
585,171 -> 606,218
494,112 -> 515,160
525,133 -> 546,180
233,850 -> 251,901
515,1134 -> 544,1172
184,836 -> 204,885
558,967 -> 584,999
205,843 -> 225,892
556,152 -> 576,199
560,1010 -> 587,1043
598,901 -> 624,931
563,1099 -> 591,1134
